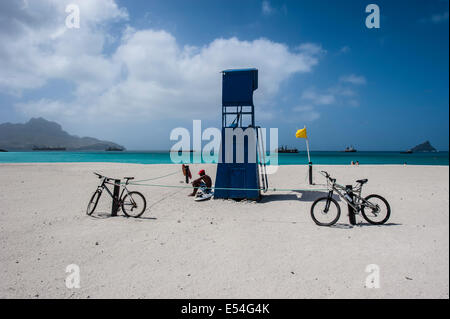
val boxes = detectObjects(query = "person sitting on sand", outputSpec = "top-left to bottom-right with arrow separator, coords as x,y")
355,161 -> 359,166
189,169 -> 212,196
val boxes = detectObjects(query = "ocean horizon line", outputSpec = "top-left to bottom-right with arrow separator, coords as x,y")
1,150 -> 448,165
2,150 -> 449,153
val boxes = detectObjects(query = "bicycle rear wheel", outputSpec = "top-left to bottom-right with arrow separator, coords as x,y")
121,191 -> 147,218
311,197 -> 341,226
87,189 -> 102,215
361,194 -> 390,225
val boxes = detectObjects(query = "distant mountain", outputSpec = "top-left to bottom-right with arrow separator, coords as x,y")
410,141 -> 437,152
0,118 -> 125,151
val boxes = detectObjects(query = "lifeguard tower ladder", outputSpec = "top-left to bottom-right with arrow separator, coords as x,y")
214,68 -> 268,200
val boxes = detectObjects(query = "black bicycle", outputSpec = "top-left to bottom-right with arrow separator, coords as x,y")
311,171 -> 391,226
87,172 -> 147,218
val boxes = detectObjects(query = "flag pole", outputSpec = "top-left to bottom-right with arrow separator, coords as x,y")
304,127 -> 313,185
296,126 -> 313,184
305,138 -> 311,163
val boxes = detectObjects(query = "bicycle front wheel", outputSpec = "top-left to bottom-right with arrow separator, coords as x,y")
87,190 -> 101,215
361,194 -> 390,225
311,197 -> 341,226
121,191 -> 147,218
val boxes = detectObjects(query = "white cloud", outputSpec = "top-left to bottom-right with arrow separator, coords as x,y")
261,1 -> 288,16
16,99 -> 72,117
1,0 -> 323,125
431,11 -> 449,23
339,46 -> 351,54
339,74 -> 367,85
292,105 -> 320,121
262,1 -> 274,16
82,34 -> 320,120
301,89 -> 336,105
0,0 -> 128,95
348,99 -> 360,107
294,74 -> 366,122
297,43 -> 326,55
419,11 -> 449,24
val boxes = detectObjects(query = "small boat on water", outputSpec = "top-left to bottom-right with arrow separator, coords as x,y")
106,147 -> 124,151
32,146 -> 66,151
400,149 -> 413,154
344,146 -> 357,152
276,146 -> 299,153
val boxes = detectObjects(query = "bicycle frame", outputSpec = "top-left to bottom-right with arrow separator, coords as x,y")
97,178 -> 131,204
327,181 -> 363,212
88,172 -> 145,217
322,173 -> 378,212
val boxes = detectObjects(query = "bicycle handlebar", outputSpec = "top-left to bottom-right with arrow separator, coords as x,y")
320,171 -> 337,184
93,172 -> 103,179
93,172 -> 133,183
93,172 -> 113,181
320,171 -> 365,190
320,170 -> 330,178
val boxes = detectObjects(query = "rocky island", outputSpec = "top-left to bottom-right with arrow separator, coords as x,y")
402,141 -> 437,153
0,118 -> 125,151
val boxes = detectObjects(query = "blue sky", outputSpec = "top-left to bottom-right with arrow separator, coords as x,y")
0,0 -> 448,151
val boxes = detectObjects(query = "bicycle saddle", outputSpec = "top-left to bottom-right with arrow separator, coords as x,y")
124,177 -> 135,180
356,179 -> 368,184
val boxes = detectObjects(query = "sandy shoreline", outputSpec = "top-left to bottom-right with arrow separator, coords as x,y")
0,163 -> 448,298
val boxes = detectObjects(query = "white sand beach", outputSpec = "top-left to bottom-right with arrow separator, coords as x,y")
0,163 -> 448,299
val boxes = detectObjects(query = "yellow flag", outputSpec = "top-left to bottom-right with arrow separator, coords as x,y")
295,127 -> 307,139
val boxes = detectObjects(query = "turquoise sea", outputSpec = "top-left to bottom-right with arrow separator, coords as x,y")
0,151 -> 448,165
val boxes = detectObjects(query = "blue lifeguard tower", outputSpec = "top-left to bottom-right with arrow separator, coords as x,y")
214,68 -> 268,200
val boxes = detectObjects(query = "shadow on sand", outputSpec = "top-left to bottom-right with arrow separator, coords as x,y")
294,190 -> 341,202
260,190 -> 341,203
328,222 -> 402,229
355,222 -> 401,227
260,194 -> 300,203
89,211 -> 157,220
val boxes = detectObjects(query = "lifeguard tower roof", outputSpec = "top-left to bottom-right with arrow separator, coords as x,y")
222,68 -> 258,72
221,68 -> 258,106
